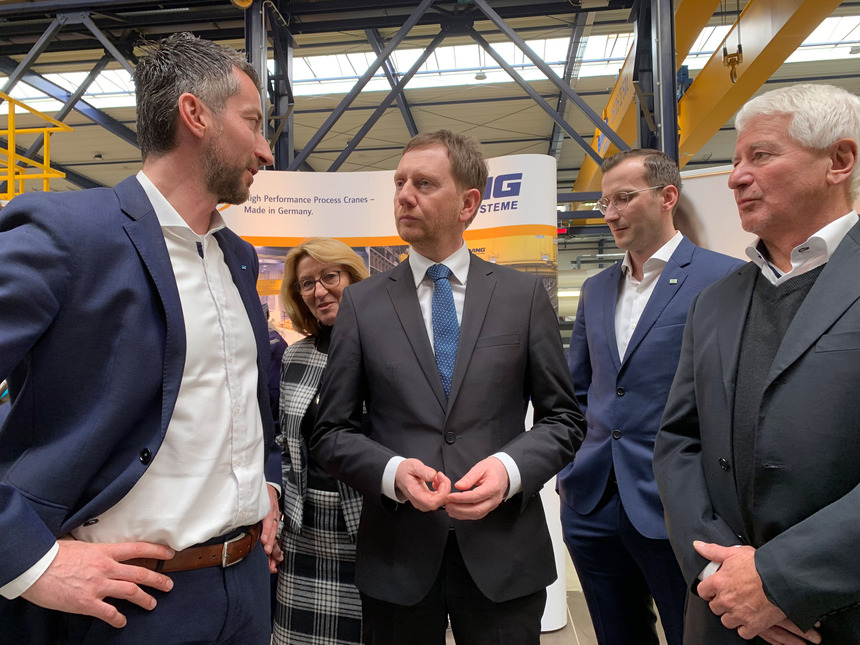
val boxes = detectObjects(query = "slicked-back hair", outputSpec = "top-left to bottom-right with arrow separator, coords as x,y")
280,238 -> 370,337
736,84 -> 860,201
600,148 -> 682,200
134,32 -> 260,161
403,130 -> 489,226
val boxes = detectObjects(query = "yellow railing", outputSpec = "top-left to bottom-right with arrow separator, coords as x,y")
1,91 -> 73,201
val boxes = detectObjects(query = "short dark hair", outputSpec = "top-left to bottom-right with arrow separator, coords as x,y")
134,32 -> 260,161
600,148 -> 682,196
403,130 -> 489,225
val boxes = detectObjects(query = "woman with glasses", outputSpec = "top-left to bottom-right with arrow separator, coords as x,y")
273,237 -> 369,645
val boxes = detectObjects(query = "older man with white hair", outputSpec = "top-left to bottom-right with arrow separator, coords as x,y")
654,83 -> 860,644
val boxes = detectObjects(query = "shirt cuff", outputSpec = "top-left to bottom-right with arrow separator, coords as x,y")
491,452 -> 521,501
698,560 -> 721,581
0,542 -> 59,599
382,456 -> 407,502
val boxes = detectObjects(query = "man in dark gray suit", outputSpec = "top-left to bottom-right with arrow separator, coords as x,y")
313,130 -> 585,644
653,83 -> 860,644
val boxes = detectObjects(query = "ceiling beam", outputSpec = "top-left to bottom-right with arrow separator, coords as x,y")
0,57 -> 138,149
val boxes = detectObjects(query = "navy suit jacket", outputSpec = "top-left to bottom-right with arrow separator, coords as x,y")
0,176 -> 276,589
558,237 -> 742,538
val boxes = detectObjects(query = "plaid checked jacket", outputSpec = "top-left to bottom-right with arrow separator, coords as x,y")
277,335 -> 362,539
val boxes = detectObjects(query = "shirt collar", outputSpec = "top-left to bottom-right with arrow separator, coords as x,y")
136,170 -> 226,238
408,241 -> 471,288
745,210 -> 859,279
621,230 -> 683,277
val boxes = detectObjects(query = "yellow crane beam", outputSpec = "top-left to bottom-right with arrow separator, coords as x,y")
677,0 -> 843,168
570,0 -> 723,201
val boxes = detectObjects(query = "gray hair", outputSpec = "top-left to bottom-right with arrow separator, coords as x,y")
736,84 -> 860,200
134,32 -> 260,161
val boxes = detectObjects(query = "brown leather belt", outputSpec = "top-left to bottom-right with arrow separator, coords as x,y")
125,522 -> 262,573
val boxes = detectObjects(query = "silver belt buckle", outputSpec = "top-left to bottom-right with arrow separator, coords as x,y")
221,530 -> 247,567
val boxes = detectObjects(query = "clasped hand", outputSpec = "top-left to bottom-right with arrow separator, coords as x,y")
394,457 -> 509,520
694,541 -> 821,645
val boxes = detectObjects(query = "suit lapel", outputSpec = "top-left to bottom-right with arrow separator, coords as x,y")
600,264 -> 624,370
387,259 -> 448,410
622,239 -> 694,368
117,177 -> 186,431
765,223 -> 860,389
718,264 -> 757,415
447,254 -> 494,409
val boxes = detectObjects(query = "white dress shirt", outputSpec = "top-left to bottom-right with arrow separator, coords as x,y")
615,232 -> 683,361
746,210 -> 859,285
381,242 -> 522,502
1,172 -> 270,599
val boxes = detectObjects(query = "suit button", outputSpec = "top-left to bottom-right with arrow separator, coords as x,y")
612,430 -> 621,440
718,458 -> 730,471
616,387 -> 625,396
139,448 -> 152,464
82,518 -> 99,527
445,432 -> 456,444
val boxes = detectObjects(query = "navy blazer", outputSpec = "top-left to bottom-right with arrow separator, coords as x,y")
558,237 -> 742,539
0,176 -> 276,587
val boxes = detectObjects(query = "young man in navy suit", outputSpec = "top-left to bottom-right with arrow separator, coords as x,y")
0,33 -> 282,643
558,149 -> 742,644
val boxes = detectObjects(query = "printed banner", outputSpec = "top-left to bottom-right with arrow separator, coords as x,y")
220,154 -> 558,338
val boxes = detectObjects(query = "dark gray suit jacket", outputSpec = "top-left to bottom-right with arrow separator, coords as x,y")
653,219 -> 860,643
312,252 -> 585,605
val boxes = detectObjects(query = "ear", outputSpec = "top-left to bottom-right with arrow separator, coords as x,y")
176,92 -> 212,141
660,184 -> 679,213
459,187 -> 482,224
826,138 -> 858,188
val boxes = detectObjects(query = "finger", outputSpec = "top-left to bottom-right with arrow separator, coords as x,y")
693,540 -> 728,563
776,619 -> 821,644
454,466 -> 481,491
109,541 -> 176,562
754,625 -> 809,645
431,471 -> 451,496
445,499 -> 495,521
117,562 -> 175,593
99,577 -> 161,612
92,598 -> 129,629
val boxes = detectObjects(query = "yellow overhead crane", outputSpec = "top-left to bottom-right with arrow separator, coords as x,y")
1,91 -> 72,202
570,0 -> 844,207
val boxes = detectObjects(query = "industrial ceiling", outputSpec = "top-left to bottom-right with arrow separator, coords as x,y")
1,0 -> 859,198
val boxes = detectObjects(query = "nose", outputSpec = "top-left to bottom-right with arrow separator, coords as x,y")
255,131 -> 274,167
397,182 -> 416,205
603,203 -> 619,223
313,279 -> 330,297
728,161 -> 749,190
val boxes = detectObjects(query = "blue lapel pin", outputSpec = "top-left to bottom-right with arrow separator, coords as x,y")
241,264 -> 247,270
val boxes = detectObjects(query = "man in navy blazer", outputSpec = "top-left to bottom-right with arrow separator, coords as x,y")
557,149 -> 742,644
0,33 -> 281,643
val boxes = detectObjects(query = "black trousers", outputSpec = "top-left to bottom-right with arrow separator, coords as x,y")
361,531 -> 546,645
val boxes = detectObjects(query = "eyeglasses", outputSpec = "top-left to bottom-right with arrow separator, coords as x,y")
596,185 -> 665,214
296,270 -> 342,295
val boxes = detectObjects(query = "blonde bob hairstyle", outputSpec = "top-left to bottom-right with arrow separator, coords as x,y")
279,237 -> 369,337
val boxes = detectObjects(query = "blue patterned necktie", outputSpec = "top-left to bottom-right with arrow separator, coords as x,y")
426,263 -> 459,398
